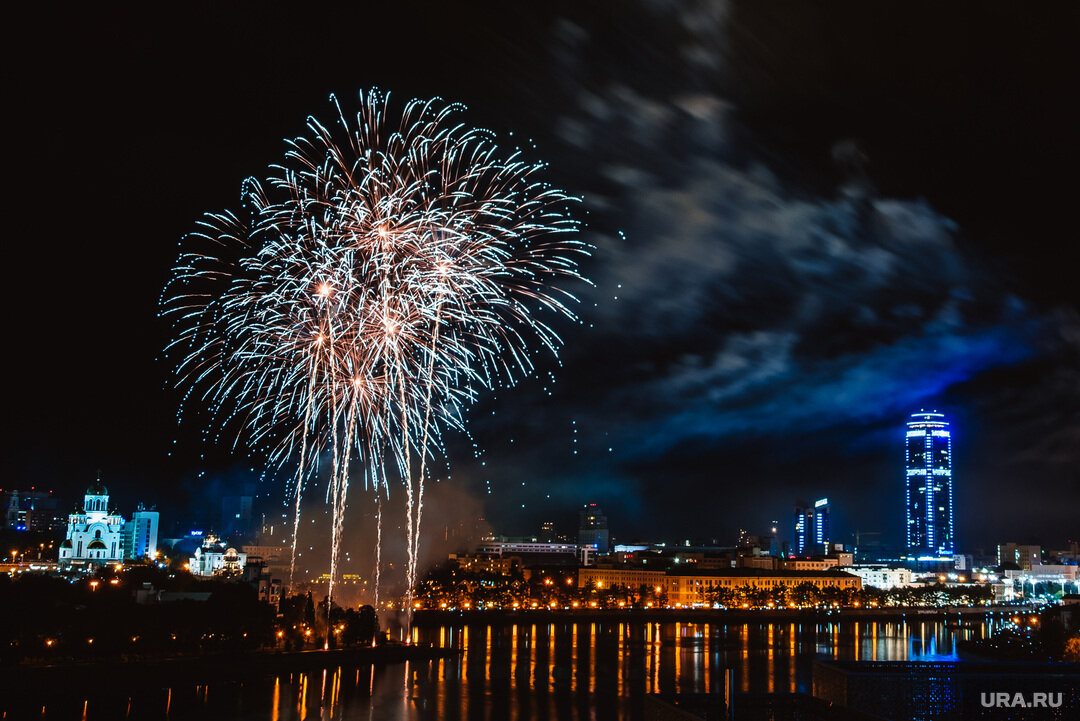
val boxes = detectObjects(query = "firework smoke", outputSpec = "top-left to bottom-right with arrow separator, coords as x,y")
163,89 -> 588,623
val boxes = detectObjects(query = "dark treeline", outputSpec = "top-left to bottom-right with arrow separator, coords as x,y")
706,581 -> 994,608
0,567 -> 379,664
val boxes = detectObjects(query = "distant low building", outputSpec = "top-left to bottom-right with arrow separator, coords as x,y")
241,543 -> 289,576
781,552 -> 854,572
579,566 -> 861,606
738,556 -> 778,570
241,544 -> 287,563
449,553 -> 518,575
1003,565 -> 1078,584
189,534 -> 247,576
2,488 -> 65,533
477,537 -> 578,557
839,565 -> 916,590
997,543 -> 1042,570
253,574 -> 283,606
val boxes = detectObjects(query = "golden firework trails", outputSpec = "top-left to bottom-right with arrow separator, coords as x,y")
164,90 -> 589,618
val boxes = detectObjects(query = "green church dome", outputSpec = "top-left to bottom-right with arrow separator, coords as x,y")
87,471 -> 107,496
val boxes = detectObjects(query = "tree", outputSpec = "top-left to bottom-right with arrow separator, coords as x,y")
1063,635 -> 1080,663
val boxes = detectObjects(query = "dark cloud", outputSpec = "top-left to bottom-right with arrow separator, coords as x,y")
458,0 -> 1079,550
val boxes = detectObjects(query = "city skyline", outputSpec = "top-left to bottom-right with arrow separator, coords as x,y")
4,2 -> 1078,553
7,403 -> 1074,561
3,5 -> 1079,720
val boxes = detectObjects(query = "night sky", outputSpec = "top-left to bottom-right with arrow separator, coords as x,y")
7,2 -> 1078,554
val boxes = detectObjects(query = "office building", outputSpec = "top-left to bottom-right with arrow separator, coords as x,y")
997,543 -> 1042,570
905,410 -> 955,558
221,489 -> 256,539
121,505 -> 159,560
578,503 -> 610,554
815,498 -> 830,553
794,498 -> 830,555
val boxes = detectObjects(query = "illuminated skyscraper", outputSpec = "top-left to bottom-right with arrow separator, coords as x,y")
794,501 -> 811,555
905,410 -> 954,557
793,498 -> 829,555
814,498 -> 830,552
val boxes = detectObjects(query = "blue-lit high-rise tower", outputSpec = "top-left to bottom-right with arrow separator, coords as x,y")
905,410 -> 954,557
793,498 -> 829,555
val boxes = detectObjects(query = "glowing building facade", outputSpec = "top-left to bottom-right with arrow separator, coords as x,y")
58,475 -> 125,568
905,411 -> 955,557
794,498 -> 829,555
121,505 -> 159,560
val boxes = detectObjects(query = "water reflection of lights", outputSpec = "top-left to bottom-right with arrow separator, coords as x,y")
94,618 -> 996,721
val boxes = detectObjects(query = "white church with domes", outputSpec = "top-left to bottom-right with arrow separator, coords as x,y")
58,474 -> 125,568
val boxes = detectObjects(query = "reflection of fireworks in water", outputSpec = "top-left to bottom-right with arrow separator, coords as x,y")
164,90 -> 588,621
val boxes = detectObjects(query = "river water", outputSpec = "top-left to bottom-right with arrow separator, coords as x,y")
24,615 -> 1001,720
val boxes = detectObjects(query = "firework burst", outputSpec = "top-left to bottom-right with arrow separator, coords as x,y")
163,89 -> 588,622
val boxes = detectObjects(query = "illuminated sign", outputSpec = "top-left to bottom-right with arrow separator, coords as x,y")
815,498 -> 828,508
